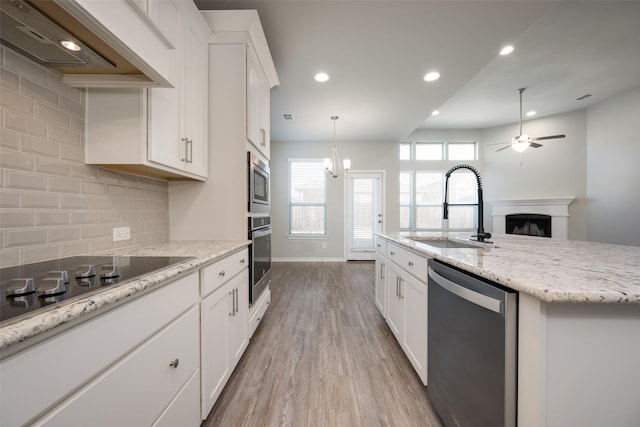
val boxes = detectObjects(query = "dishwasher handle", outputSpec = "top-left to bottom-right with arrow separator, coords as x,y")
428,267 -> 502,314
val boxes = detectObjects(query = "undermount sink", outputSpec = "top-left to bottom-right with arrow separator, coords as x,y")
408,238 -> 480,249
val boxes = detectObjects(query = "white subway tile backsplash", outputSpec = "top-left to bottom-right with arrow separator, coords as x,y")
90,196 -> 113,210
49,176 -> 81,193
60,146 -> 84,163
0,129 -> 21,150
21,78 -> 59,107
81,224 -> 105,239
35,103 -> 70,128
22,191 -> 59,208
1,51 -> 169,267
61,194 -> 90,209
6,228 -> 47,247
6,170 -> 46,190
60,95 -> 84,118
36,156 -> 70,176
36,210 -> 70,226
0,88 -> 34,115
82,181 -> 105,195
4,49 -> 48,85
60,239 -> 90,257
0,148 -> 35,171
48,226 -> 81,243
70,210 -> 98,225
5,109 -> 47,137
49,124 -> 82,148
0,189 -> 20,207
0,248 -> 20,268
70,163 -> 98,179
21,244 -> 58,264
22,135 -> 60,158
0,68 -> 20,92
0,210 -> 34,227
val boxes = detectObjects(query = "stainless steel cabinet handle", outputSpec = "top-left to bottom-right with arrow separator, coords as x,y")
396,276 -> 400,297
408,261 -> 414,267
428,267 -> 502,313
229,290 -> 234,316
219,270 -> 226,277
233,288 -> 238,315
380,263 -> 385,280
390,251 -> 395,255
187,139 -> 193,164
260,128 -> 266,146
377,244 -> 381,248
181,137 -> 189,162
240,258 -> 246,264
399,279 -> 404,299
169,359 -> 179,368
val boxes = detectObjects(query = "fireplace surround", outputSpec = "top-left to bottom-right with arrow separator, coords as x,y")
489,197 -> 575,240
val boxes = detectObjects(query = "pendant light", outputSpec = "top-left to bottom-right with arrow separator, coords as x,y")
324,116 -> 350,178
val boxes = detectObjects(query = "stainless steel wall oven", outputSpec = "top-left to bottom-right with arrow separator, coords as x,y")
248,152 -> 269,213
248,216 -> 271,306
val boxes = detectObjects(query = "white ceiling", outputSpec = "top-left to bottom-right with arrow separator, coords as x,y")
196,1 -> 640,143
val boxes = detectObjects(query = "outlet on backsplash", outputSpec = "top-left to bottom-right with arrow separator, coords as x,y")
113,227 -> 131,242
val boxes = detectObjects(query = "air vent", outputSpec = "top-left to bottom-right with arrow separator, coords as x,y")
282,113 -> 294,121
575,94 -> 592,101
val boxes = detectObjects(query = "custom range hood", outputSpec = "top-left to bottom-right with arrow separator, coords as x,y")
0,0 -> 174,87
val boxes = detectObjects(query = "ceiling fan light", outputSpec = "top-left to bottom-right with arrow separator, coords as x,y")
512,141 -> 530,153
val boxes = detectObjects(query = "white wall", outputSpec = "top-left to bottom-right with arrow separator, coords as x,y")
481,110 -> 588,240
586,87 -> 640,246
270,141 -> 398,261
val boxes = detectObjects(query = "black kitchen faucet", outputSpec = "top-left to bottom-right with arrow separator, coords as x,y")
443,164 -> 492,243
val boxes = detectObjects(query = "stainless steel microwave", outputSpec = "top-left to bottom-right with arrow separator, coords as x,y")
248,152 -> 270,213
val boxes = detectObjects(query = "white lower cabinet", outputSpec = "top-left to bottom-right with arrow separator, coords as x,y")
200,268 -> 249,420
383,239 -> 429,385
374,252 -> 388,317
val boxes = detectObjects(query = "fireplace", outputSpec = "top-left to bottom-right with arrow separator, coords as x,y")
489,197 -> 575,240
506,214 -> 552,238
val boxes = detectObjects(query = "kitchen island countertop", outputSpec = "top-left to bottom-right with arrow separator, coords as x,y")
377,231 -> 640,304
0,240 -> 249,353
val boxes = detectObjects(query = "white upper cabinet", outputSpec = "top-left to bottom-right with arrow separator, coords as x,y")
246,48 -> 271,158
86,0 -> 209,181
56,0 -> 179,87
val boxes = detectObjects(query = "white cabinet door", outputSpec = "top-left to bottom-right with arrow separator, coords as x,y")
258,77 -> 271,158
246,49 -> 261,148
402,273 -> 428,385
374,252 -> 387,318
200,282 -> 231,420
181,6 -> 208,177
386,264 -> 403,342
34,307 -> 200,427
228,270 -> 249,370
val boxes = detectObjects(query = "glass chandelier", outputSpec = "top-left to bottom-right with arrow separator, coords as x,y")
324,115 -> 351,178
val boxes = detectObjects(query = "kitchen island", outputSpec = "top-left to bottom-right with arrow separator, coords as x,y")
376,231 -> 640,427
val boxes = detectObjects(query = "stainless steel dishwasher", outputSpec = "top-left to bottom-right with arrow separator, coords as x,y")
427,259 -> 517,427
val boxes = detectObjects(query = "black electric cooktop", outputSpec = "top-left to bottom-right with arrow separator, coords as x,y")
0,255 -> 193,325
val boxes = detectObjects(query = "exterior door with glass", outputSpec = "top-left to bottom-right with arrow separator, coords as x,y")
346,171 -> 384,260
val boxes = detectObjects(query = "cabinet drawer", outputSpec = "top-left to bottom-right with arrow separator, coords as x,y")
375,236 -> 387,254
152,369 -> 200,427
249,288 -> 270,338
0,272 -> 198,427
387,242 -> 428,281
34,306 -> 200,427
201,248 -> 249,296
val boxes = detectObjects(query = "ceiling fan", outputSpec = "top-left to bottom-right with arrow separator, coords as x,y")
493,88 -> 565,152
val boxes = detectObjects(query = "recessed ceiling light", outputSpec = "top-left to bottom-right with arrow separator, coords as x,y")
499,45 -> 514,56
431,110 -> 440,116
59,40 -> 82,52
423,71 -> 440,82
526,110 -> 536,117
314,72 -> 330,82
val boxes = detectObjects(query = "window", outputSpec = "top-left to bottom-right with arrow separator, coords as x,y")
415,142 -> 443,160
400,170 -> 477,230
399,143 -> 411,160
400,141 -> 477,161
289,159 -> 326,235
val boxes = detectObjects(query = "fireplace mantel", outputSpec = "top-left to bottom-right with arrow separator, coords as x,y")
489,197 -> 575,239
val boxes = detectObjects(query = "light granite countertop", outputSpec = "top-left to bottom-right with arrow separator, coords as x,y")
378,231 -> 640,304
0,240 -> 249,353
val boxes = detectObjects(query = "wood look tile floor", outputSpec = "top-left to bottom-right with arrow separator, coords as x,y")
202,262 -> 444,427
